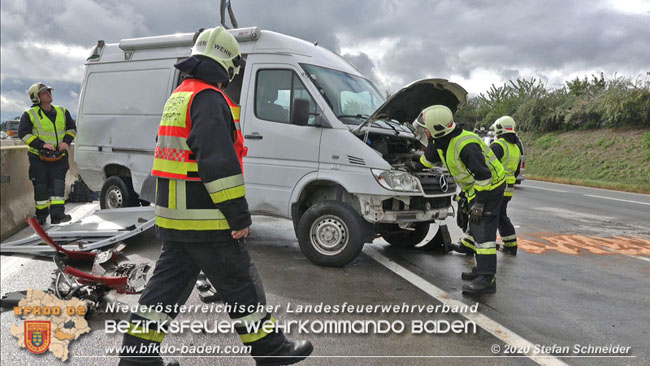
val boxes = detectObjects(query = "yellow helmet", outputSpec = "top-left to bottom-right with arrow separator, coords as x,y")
191,27 -> 242,82
27,82 -> 52,104
492,116 -> 516,135
415,105 -> 455,138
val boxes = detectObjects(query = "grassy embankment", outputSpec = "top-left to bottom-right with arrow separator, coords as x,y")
519,129 -> 650,194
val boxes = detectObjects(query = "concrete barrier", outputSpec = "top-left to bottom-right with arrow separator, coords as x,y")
0,140 -> 79,241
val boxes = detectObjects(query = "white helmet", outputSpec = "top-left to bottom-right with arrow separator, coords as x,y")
191,27 -> 242,82
415,105 -> 455,138
27,82 -> 53,104
492,116 -> 516,135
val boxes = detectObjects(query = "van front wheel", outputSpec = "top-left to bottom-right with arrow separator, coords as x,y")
100,176 -> 132,209
297,201 -> 367,267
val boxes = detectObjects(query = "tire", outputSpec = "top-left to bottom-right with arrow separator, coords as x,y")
297,201 -> 369,267
100,176 -> 133,209
381,223 -> 430,248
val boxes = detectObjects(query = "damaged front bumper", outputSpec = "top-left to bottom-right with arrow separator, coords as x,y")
357,194 -> 454,223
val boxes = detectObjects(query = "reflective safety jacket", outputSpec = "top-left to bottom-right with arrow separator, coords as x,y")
21,106 -> 76,156
152,80 -> 246,179
492,138 -> 521,184
492,137 -> 521,197
422,130 -> 505,202
152,78 -> 251,240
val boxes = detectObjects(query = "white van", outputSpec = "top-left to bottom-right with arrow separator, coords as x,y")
75,27 -> 467,266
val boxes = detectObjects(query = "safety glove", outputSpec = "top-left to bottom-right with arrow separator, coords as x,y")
469,203 -> 485,224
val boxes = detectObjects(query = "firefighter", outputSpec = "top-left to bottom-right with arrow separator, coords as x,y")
119,27 -> 312,366
415,105 -> 506,294
490,116 -> 523,255
18,83 -> 76,225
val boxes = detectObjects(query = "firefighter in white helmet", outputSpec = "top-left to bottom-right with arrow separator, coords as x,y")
18,82 -> 76,225
489,116 -> 523,255
119,27 -> 312,366
415,105 -> 506,294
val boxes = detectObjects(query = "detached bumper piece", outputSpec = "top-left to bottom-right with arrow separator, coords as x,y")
1,216 -> 152,317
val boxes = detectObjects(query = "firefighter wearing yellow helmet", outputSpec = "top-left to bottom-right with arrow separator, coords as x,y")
119,27 -> 312,366
18,82 -> 76,225
489,116 -> 524,255
415,105 -> 506,294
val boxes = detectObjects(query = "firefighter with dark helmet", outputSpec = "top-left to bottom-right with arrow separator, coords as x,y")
414,105 -> 506,294
118,27 -> 312,366
18,82 -> 76,225
490,116 -> 523,255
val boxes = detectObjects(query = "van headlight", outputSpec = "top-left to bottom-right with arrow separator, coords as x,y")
372,169 -> 421,192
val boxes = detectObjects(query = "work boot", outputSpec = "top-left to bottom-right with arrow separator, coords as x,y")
50,214 -> 72,225
450,242 -> 474,256
37,216 -> 48,226
255,339 -> 313,366
462,275 -> 496,294
461,267 -> 478,281
503,246 -> 517,256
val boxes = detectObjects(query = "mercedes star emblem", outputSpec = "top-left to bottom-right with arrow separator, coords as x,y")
439,175 -> 449,192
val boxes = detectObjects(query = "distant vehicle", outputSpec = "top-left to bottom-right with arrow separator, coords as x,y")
6,119 -> 19,137
75,26 -> 465,266
0,131 -> 8,140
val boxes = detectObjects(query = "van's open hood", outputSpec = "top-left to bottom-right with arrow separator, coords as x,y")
352,79 -> 467,133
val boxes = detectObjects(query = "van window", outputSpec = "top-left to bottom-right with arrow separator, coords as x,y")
82,69 -> 171,115
301,64 -> 384,125
255,69 -> 317,124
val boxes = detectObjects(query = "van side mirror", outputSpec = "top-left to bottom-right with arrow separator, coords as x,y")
291,98 -> 310,126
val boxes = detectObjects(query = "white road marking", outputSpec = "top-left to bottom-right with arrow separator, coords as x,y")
524,186 -> 568,193
529,180 -> 650,197
364,246 -> 568,366
627,255 -> 650,263
583,194 -> 650,206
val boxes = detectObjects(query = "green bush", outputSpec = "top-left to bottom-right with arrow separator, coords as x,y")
459,73 -> 650,133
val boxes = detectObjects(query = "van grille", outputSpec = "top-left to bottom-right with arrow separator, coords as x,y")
347,155 -> 366,166
415,171 -> 456,195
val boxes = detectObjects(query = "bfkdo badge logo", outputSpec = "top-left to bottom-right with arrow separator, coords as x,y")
24,320 -> 51,354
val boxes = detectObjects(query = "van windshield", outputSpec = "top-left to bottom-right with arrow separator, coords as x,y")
301,64 -> 385,125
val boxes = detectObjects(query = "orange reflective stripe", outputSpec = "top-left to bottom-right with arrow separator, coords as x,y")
151,170 -> 202,181
154,147 -> 194,162
158,125 -> 190,137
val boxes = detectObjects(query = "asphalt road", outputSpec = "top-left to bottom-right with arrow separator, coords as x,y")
1,180 -> 649,365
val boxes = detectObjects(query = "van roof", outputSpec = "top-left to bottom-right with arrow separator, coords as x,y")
88,27 -> 361,76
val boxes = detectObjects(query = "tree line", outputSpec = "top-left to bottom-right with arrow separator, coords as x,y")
455,73 -> 650,132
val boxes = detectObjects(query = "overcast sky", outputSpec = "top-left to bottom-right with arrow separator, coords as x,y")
1,0 -> 649,121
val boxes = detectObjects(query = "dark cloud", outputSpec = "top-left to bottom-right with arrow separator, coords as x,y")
342,52 -> 378,81
2,0 -> 650,120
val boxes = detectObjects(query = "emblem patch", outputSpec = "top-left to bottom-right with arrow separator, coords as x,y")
25,321 -> 51,354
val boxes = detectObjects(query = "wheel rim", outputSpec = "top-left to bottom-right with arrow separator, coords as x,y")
309,215 -> 349,256
105,186 -> 123,209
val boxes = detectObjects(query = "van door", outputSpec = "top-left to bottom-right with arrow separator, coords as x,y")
242,64 -> 321,217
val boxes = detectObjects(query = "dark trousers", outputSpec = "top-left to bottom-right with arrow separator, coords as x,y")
469,182 -> 505,275
119,238 -> 285,365
497,196 -> 517,247
28,154 -> 69,219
